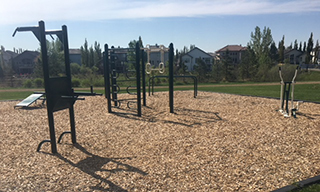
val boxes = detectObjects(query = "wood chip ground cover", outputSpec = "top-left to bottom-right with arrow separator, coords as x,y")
1,91 -> 320,191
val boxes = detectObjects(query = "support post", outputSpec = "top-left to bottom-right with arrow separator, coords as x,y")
142,49 -> 146,106
169,43 -> 174,113
39,21 -> 57,153
104,44 -> 112,113
136,42 -> 142,117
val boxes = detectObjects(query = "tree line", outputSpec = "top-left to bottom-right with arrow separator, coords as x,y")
0,26 -> 318,85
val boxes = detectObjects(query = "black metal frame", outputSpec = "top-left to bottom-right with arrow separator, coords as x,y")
103,42 -> 144,117
13,21 -> 101,153
148,75 -> 198,98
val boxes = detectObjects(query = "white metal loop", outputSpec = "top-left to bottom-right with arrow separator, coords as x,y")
159,62 -> 165,73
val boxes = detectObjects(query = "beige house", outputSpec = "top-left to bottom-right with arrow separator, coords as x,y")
215,45 -> 247,65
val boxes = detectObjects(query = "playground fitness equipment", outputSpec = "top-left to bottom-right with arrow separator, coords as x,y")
103,43 -> 145,117
278,66 -> 302,118
145,44 -> 166,74
13,21 -> 101,153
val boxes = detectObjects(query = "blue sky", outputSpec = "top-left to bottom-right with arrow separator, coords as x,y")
1,0 -> 320,52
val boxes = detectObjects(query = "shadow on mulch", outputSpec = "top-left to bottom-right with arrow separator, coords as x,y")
43,143 -> 147,192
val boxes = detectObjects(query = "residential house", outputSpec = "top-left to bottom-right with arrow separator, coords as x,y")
146,44 -> 169,67
284,49 -> 303,65
12,50 -> 40,74
0,48 -> 18,69
182,47 -> 213,71
311,46 -> 320,64
69,49 -> 81,65
215,45 -> 247,65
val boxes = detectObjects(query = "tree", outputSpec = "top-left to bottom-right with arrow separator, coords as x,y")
278,36 -> 285,63
239,45 -> 257,81
34,39 -> 64,78
93,41 -> 102,72
221,49 -> 237,82
314,40 -> 319,64
270,42 -> 278,63
299,42 -> 302,52
305,32 -> 314,64
294,39 -> 298,50
249,26 -> 274,75
303,42 -> 306,52
80,39 -> 89,67
194,57 -> 209,82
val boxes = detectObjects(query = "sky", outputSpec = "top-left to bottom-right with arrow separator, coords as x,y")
1,0 -> 320,53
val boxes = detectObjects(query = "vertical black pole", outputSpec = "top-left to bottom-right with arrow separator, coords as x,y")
136,42 -> 141,117
39,21 -> 57,153
104,44 -> 112,113
141,49 -> 146,106
169,43 -> 174,113
62,25 -> 76,144
110,47 -> 118,106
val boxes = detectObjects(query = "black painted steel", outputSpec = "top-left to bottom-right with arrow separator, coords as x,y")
169,43 -> 174,113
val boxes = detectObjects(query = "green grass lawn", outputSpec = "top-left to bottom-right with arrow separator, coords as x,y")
1,83 -> 320,103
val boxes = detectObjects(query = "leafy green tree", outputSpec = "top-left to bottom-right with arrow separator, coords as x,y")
34,39 -> 64,78
249,26 -> 275,78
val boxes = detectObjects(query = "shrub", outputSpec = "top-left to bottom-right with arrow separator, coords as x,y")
72,78 -> 81,87
23,79 -> 33,88
34,78 -> 43,88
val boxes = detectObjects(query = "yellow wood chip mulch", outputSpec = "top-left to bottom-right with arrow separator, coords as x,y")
1,91 -> 320,191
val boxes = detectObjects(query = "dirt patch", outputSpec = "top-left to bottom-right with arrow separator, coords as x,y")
1,91 -> 320,191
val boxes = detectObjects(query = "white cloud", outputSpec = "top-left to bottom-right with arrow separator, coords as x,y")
1,0 -> 320,25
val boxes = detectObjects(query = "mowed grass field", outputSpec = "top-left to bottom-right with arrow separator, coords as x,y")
1,82 -> 320,102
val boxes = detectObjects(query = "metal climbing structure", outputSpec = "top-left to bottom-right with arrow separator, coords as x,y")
13,21 -> 100,153
103,42 -> 145,117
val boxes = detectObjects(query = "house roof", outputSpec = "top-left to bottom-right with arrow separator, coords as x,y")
284,49 -> 303,56
216,45 -> 247,52
13,50 -> 40,61
182,47 -> 213,58
69,49 -> 81,54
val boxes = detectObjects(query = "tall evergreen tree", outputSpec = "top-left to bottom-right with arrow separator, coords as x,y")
294,39 -> 298,50
239,45 -> 257,80
303,42 -> 307,52
278,36 -> 285,63
314,40 -> 319,64
305,32 -> 314,64
80,39 -> 89,67
299,42 -> 302,52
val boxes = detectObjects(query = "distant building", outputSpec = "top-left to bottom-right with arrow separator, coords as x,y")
181,47 -> 213,71
284,49 -> 303,65
12,50 -> 40,74
0,48 -> 18,69
69,49 -> 81,65
146,44 -> 169,67
215,45 -> 247,65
